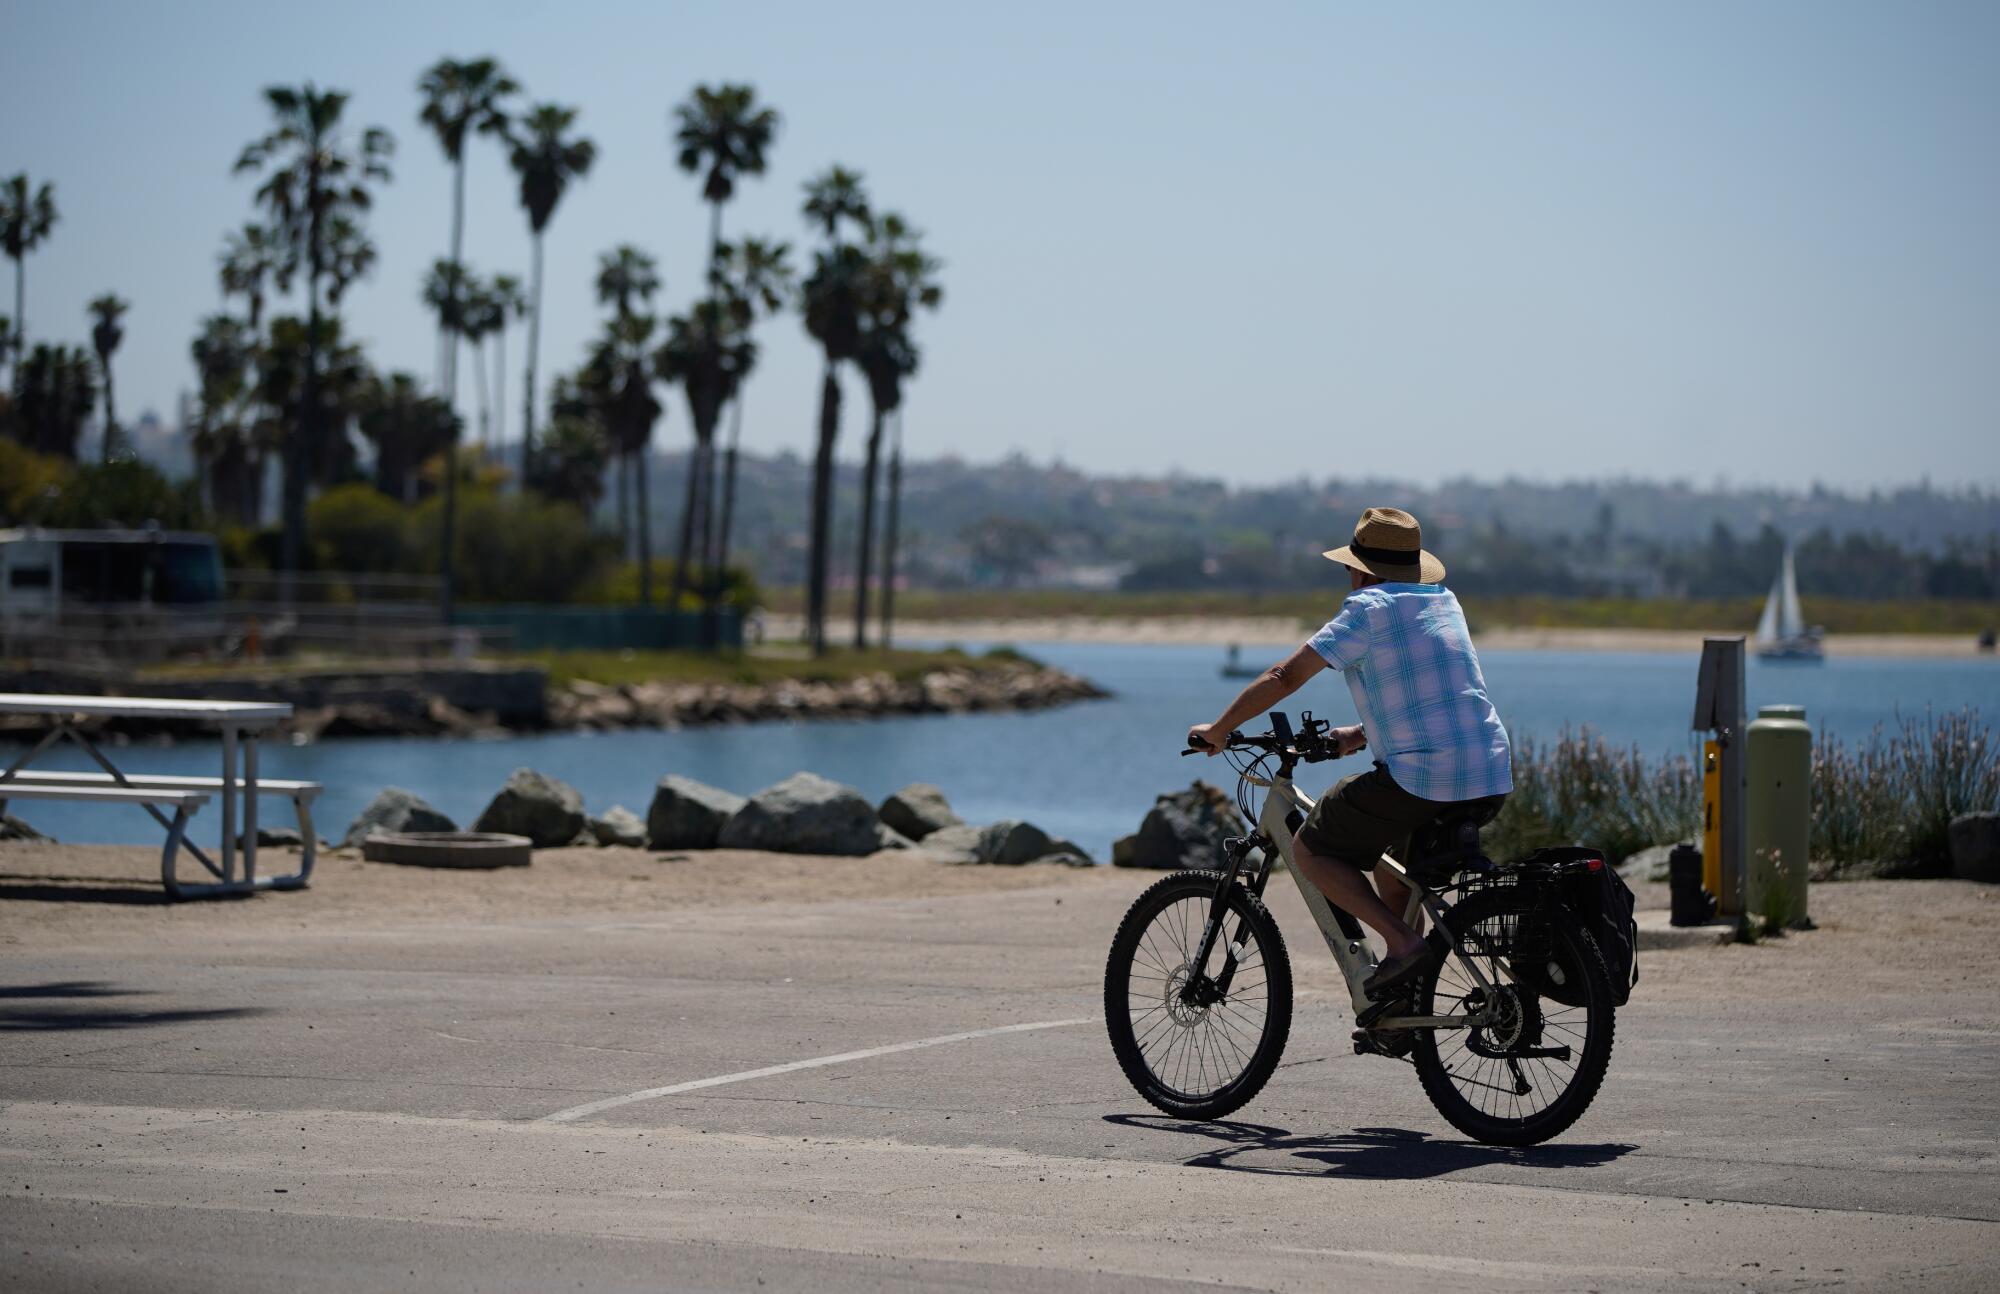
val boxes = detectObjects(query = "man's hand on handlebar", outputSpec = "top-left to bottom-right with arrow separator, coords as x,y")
1186,722 -> 1229,756
1332,723 -> 1368,758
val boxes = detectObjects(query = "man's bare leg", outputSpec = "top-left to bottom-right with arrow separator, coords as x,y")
1374,864 -> 1425,937
1290,830 -> 1426,960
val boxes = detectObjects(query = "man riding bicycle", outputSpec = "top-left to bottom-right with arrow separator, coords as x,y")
1188,507 -> 1511,1002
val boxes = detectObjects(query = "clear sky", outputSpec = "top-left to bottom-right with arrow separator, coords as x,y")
3,0 -> 1996,488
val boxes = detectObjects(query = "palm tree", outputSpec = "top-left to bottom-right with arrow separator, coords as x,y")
234,83 -> 393,576
672,84 -> 780,280
527,413 -> 611,511
191,314 -> 259,521
458,277 -> 503,452
417,57 -> 517,406
654,296 -> 753,613
420,257 -> 472,601
851,215 -> 942,646
798,166 -> 870,655
323,214 -> 377,308
1,174 -> 58,382
595,244 -> 660,322
10,343 -> 95,459
87,294 -> 130,461
356,372 -> 459,502
594,245 -> 660,568
508,102 -> 595,482
255,314 -> 372,490
591,317 -> 664,604
713,237 -> 793,596
0,313 -> 14,377
218,223 -> 280,328
487,273 -> 525,454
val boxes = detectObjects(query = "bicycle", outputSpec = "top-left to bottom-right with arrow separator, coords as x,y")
1103,712 -> 1624,1146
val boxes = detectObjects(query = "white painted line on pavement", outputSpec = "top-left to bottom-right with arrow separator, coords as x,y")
539,1017 -> 1094,1123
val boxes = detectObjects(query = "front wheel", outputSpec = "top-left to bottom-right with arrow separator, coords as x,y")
1411,885 -> 1617,1146
1104,869 -> 1293,1120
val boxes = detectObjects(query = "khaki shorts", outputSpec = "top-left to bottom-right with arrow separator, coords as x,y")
1296,763 -> 1506,871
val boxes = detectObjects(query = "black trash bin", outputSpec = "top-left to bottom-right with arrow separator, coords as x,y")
1668,844 -> 1715,927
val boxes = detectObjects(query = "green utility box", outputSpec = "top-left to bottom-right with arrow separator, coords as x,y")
1746,703 -> 1812,929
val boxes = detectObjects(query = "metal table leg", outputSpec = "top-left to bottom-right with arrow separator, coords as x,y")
243,733 -> 260,883
219,723 -> 238,886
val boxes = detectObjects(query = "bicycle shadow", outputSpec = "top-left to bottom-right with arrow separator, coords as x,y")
1104,1114 -> 1636,1181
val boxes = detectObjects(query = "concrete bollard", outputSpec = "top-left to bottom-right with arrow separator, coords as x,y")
1747,704 -> 1811,928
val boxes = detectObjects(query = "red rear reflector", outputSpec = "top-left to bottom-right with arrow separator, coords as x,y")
1586,857 -> 1604,871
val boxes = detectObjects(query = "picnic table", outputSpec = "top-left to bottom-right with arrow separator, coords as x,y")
0,693 -> 322,900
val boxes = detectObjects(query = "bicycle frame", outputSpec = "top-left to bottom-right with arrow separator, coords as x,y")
1188,760 -> 1500,1033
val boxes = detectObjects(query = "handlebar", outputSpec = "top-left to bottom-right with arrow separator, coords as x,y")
1185,711 -> 1355,765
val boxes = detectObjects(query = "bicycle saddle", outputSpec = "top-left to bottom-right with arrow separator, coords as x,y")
1404,804 -> 1499,883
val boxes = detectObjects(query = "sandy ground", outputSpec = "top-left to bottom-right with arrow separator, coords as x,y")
0,842 -> 1095,950
764,613 -> 1995,656
3,843 -> 1997,1291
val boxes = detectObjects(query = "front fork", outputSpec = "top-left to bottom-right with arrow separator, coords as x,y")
1182,834 -> 1270,1007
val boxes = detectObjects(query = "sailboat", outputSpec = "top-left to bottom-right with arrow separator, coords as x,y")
1755,544 -> 1824,662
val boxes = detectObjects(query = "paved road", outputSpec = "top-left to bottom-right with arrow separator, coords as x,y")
3,863 -> 1996,1291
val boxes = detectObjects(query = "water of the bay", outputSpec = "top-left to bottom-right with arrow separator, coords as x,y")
6,644 -> 1997,860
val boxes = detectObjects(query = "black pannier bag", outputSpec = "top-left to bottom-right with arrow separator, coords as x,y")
1521,846 -> 1638,1008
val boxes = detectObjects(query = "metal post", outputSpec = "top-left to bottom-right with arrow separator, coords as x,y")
219,723 -> 238,885
242,733 -> 260,884
1692,637 -> 1748,920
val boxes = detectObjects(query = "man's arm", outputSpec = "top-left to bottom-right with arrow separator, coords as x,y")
1187,643 -> 1328,753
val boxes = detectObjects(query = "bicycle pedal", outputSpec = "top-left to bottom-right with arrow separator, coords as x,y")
1351,1028 -> 1415,1060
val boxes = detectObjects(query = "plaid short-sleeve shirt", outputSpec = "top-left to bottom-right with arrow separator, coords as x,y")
1307,583 -> 1512,802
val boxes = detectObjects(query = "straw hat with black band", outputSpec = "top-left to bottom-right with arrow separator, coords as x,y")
1323,507 -> 1446,584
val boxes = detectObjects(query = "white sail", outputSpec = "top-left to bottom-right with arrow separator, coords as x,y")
1756,575 -> 1781,643
1777,546 -> 1804,638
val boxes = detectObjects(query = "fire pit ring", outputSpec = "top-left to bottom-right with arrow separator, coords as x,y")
361,831 -> 532,869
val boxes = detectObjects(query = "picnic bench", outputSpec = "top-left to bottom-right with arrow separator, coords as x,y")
0,693 -> 322,900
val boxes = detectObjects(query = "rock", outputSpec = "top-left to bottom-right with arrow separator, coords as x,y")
646,775 -> 747,850
1029,837 -> 1095,867
1111,834 -> 1138,867
716,771 -> 882,856
878,783 -> 962,841
915,822 -> 985,864
1119,781 -> 1245,870
1,813 -> 50,843
876,823 -> 917,851
1617,843 -> 1678,885
472,767 -> 587,849
342,787 -> 457,848
977,819 -> 1056,866
1949,811 -> 2000,883
590,805 -> 647,848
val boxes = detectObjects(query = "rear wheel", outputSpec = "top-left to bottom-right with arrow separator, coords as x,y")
1104,870 -> 1292,1120
1411,886 -> 1615,1146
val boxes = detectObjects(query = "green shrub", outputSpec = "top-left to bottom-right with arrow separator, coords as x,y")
1812,709 -> 2000,876
308,482 -> 415,574
1486,726 -> 1700,866
410,489 -> 615,604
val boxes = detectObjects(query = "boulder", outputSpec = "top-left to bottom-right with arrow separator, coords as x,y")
342,787 -> 457,848
646,775 -> 747,850
1030,836 -> 1094,867
590,805 -> 648,849
716,772 -> 882,856
978,820 -> 1056,867
1617,843 -> 1678,886
915,823 -> 985,864
1111,833 -> 1138,867
1,813 -> 50,843
472,768 -> 587,849
878,783 -> 962,841
876,822 -> 917,851
1949,811 -> 2000,884
1118,781 -> 1245,870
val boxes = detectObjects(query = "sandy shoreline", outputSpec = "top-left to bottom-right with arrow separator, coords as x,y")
768,613 -> 1994,658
